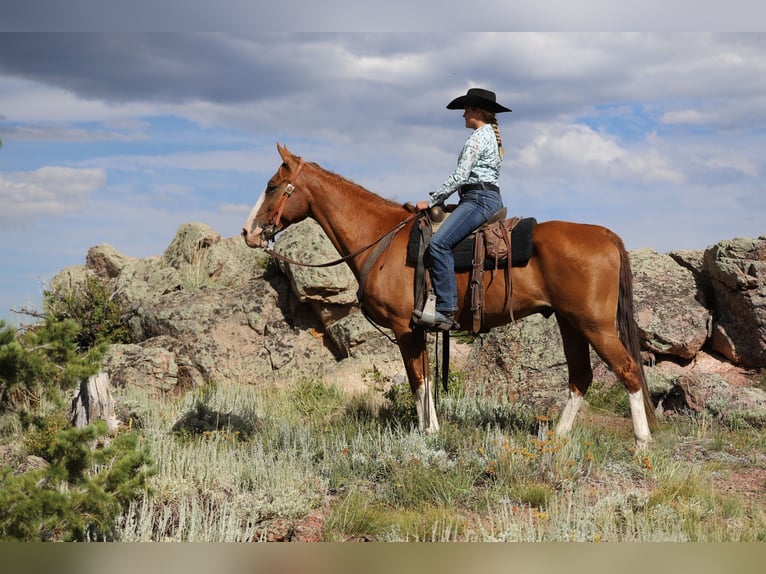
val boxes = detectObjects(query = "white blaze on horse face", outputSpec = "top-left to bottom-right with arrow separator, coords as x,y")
242,189 -> 267,246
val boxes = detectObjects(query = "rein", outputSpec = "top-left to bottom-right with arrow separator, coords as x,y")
263,158 -> 420,272
265,211 -> 420,270
265,209 -> 421,347
265,214 -> 417,347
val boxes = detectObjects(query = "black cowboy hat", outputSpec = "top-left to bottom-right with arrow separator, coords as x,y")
446,88 -> 511,113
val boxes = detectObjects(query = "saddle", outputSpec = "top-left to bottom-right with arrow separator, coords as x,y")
407,207 -> 537,334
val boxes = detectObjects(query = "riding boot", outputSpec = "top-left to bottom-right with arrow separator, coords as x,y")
413,309 -> 458,331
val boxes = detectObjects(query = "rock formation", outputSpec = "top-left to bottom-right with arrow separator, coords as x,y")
49,221 -> 766,426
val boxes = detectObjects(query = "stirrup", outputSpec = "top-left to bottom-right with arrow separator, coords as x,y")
412,309 -> 458,331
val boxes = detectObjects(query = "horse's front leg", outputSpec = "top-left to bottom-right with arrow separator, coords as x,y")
396,327 -> 439,434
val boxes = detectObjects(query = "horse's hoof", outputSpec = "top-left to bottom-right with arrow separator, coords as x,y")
634,438 -> 651,451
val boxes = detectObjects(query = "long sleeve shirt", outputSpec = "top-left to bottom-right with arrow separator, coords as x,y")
429,124 -> 501,207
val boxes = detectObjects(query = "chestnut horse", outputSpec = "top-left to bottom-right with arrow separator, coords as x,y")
242,144 -> 657,449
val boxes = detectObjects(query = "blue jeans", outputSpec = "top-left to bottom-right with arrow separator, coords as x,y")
427,189 -> 504,313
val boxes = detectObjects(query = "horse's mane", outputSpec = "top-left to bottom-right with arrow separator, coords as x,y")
307,161 -> 407,212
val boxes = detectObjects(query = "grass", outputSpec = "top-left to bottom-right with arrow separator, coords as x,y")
6,372 -> 764,542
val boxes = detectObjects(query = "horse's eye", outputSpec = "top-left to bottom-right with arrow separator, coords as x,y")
266,182 -> 278,193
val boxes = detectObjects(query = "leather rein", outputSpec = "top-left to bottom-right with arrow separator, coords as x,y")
262,160 -> 420,280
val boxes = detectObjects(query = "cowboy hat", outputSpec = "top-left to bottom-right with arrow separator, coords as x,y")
446,88 -> 511,113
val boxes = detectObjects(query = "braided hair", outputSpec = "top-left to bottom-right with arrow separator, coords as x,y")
479,109 -> 504,158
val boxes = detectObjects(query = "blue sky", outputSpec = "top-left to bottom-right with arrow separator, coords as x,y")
1,29 -> 765,323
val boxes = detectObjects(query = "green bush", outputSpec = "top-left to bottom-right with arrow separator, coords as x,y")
0,319 -> 105,411
291,378 -> 346,425
0,421 -> 154,541
44,275 -> 131,349
586,379 -> 631,417
381,377 -> 418,428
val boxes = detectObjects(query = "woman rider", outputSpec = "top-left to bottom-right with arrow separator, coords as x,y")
417,87 -> 511,330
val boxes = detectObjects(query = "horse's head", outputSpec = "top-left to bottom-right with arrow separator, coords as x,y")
242,143 -> 310,248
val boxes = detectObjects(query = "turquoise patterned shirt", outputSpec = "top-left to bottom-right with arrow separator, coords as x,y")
429,124 -> 501,207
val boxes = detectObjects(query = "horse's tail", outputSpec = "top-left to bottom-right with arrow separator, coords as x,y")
609,230 -> 658,430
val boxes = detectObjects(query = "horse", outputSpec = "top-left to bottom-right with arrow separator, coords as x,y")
242,143 -> 657,450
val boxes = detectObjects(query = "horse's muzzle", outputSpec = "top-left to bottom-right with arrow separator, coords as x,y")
241,225 -> 270,249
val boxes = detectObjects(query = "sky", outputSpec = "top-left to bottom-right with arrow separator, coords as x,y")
1,26 -> 765,323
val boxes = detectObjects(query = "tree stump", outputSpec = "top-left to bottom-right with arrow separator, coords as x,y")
70,372 -> 120,435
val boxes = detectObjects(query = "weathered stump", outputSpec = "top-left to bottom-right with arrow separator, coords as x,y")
70,372 -> 120,435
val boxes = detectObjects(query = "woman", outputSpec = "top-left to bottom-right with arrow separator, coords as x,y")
419,87 -> 511,330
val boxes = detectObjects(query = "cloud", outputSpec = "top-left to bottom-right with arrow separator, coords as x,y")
1,31 -> 766,326
0,166 -> 107,224
2,123 -> 147,142
0,76 -> 165,124
2,33 -> 766,138
511,123 -> 685,184
2,1 -> 765,32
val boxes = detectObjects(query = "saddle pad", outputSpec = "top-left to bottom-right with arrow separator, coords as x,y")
406,216 -> 537,270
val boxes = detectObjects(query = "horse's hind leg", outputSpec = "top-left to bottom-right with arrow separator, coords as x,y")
554,314 -> 593,437
580,324 -> 651,450
397,328 -> 439,434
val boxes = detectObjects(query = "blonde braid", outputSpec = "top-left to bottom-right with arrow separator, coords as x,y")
479,109 -> 504,158
491,120 -> 504,159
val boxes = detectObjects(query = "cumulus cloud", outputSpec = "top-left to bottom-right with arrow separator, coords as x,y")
511,123 -> 685,184
0,166 -> 107,224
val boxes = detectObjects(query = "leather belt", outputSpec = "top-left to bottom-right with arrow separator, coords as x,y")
460,182 -> 500,193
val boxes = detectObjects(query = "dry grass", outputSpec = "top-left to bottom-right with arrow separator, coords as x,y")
108,376 -> 766,542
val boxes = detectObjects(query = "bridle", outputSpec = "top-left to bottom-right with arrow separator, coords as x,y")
265,207 -> 420,271
259,157 -> 421,271
255,159 -> 425,344
268,158 -> 305,229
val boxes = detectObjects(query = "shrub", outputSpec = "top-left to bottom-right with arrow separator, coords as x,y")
44,275 -> 131,349
0,421 -> 154,541
586,379 -> 630,417
291,378 -> 346,425
171,401 -> 256,441
0,318 -> 105,412
381,377 -> 418,428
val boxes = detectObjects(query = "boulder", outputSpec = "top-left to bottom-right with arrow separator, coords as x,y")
703,237 -> 766,367
49,264 -> 98,296
124,278 -> 332,385
104,336 -> 205,394
631,248 -> 711,360
114,257 -> 184,312
325,310 -> 393,358
163,223 -> 268,290
273,219 -> 359,308
660,373 -> 766,427
86,243 -> 136,279
162,222 -> 221,268
467,313 -> 571,412
273,219 -> 389,354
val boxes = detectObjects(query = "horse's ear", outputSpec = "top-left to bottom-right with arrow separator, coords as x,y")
276,142 -> 293,163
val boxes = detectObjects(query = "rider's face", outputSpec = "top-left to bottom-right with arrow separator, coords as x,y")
463,106 -> 485,129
